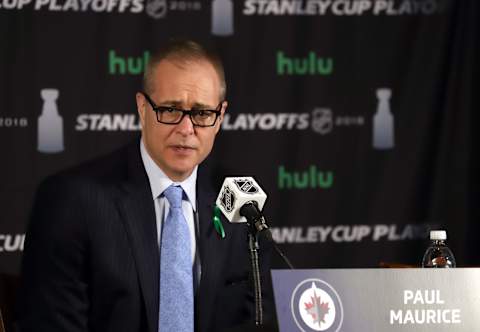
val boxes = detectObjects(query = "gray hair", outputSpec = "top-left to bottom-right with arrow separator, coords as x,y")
143,39 -> 227,101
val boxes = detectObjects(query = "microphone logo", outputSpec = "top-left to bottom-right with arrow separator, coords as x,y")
219,185 -> 236,213
216,177 -> 267,223
38,88 -> 64,153
234,179 -> 258,194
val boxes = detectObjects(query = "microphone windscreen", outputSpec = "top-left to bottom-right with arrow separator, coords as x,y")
215,177 -> 267,223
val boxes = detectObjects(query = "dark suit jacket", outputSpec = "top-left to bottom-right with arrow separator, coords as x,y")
18,140 -> 274,332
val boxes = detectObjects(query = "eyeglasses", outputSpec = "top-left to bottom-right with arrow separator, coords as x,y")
141,92 -> 223,127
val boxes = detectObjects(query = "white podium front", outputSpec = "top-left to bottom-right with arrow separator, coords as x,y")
271,268 -> 480,332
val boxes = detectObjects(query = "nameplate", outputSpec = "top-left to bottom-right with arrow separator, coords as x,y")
271,268 -> 480,332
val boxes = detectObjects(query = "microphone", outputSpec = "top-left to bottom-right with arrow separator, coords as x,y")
215,177 -> 270,236
216,177 -> 268,326
215,177 -> 295,326
215,177 -> 293,268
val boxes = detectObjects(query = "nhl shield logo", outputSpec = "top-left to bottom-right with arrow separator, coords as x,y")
220,186 -> 235,213
311,108 -> 333,135
145,0 -> 167,19
291,279 -> 343,332
234,179 -> 258,194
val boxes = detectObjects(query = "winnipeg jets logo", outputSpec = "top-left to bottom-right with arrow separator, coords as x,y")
291,279 -> 343,332
234,179 -> 258,194
304,283 -> 331,327
220,186 -> 235,213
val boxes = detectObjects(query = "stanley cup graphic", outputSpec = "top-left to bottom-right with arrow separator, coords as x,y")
373,88 -> 394,149
211,0 -> 234,36
38,89 -> 64,153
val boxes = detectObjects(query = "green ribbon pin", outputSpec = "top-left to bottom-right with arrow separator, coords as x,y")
213,205 -> 225,239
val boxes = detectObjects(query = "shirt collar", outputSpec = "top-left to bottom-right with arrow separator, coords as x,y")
140,139 -> 197,211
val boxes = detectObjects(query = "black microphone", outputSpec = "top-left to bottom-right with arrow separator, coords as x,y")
215,177 -> 293,268
239,201 -> 272,241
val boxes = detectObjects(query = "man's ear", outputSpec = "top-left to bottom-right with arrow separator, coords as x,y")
215,100 -> 228,133
219,100 -> 228,122
135,92 -> 147,128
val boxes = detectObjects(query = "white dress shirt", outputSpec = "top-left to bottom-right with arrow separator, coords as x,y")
140,140 -> 197,265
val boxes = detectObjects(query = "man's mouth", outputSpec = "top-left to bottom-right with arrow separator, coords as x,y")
171,145 -> 195,151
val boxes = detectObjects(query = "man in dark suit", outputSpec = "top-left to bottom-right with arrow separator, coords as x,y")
18,40 -> 274,332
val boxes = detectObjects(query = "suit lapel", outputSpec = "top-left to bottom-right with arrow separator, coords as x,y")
116,142 -> 159,332
114,143 -> 227,332
196,173 -> 229,332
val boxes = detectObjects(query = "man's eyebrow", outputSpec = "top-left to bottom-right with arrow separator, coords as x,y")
159,101 -> 216,109
158,100 -> 182,107
191,102 -> 216,109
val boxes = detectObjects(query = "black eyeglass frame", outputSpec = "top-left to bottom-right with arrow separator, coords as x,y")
141,92 -> 223,127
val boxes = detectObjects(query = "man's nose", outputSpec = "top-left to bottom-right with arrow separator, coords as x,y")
175,113 -> 195,135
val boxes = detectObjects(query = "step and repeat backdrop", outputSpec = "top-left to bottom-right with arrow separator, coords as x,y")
0,0 -> 479,276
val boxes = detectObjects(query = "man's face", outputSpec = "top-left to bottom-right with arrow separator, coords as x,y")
136,59 -> 226,182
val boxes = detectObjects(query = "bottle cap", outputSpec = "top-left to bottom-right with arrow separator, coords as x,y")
430,230 -> 447,240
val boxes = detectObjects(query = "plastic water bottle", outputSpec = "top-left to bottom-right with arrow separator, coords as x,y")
422,230 -> 456,268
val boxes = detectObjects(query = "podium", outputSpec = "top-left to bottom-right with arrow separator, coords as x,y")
271,268 -> 480,332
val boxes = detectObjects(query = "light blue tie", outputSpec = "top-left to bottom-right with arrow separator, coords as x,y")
159,185 -> 194,332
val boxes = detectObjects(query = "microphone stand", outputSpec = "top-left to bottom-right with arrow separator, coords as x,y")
241,203 -> 267,326
240,202 -> 295,326
247,227 -> 263,326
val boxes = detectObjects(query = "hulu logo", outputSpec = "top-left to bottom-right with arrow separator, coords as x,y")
276,51 -> 333,76
109,50 -> 150,75
278,165 -> 334,189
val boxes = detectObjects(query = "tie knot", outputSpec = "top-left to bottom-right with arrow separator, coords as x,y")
163,185 -> 183,208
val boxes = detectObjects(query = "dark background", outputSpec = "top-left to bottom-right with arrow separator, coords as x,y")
0,1 -> 479,324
